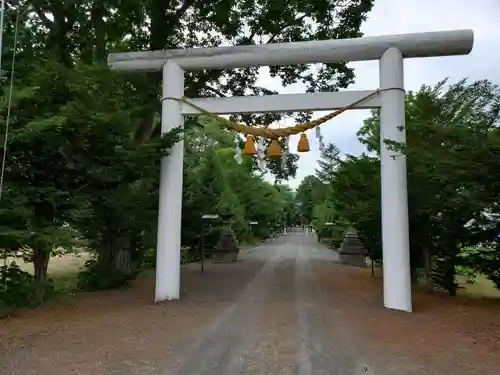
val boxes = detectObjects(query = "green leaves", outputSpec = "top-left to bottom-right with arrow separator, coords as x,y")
181,125 -> 291,246
307,78 -> 500,292
1,0 -> 375,302
294,78 -> 500,293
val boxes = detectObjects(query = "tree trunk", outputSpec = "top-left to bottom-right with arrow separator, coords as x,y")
423,245 -> 434,291
91,2 -> 107,63
33,247 -> 50,304
113,235 -> 133,276
98,233 -> 134,275
97,233 -> 113,270
96,229 -> 138,288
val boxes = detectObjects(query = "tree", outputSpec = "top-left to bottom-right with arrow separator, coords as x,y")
274,184 -> 297,226
291,79 -> 500,295
295,175 -> 330,224
335,79 -> 500,294
315,143 -> 341,182
0,56 -> 181,296
1,0 -> 377,305
14,0 -> 374,170
328,154 -> 381,259
358,79 -> 500,292
182,119 -> 290,248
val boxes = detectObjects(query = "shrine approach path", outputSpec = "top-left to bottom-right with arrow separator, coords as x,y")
2,233 -> 499,375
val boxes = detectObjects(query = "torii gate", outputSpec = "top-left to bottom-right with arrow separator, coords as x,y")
108,30 -> 474,313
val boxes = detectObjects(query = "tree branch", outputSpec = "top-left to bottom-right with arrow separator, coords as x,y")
204,85 -> 228,98
30,4 -> 55,31
175,0 -> 197,18
268,14 -> 308,44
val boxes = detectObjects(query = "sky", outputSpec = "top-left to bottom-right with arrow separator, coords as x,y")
257,0 -> 500,189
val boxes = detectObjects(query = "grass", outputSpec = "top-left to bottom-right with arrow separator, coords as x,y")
458,274 -> 500,299
365,259 -> 500,299
5,252 -> 90,293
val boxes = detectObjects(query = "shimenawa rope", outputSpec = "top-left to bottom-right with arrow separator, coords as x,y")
162,87 -> 404,139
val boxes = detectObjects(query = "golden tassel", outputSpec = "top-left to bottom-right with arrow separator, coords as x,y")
297,133 -> 310,152
267,139 -> 282,158
243,135 -> 257,156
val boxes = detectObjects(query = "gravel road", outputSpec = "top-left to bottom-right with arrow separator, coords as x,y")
161,232 -> 374,375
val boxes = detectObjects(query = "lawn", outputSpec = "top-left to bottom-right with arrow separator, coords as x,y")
459,274 -> 500,299
5,252 -> 90,291
367,259 -> 500,299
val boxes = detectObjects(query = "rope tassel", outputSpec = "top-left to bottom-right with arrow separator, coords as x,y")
267,139 -> 281,158
297,133 -> 310,152
243,135 -> 257,155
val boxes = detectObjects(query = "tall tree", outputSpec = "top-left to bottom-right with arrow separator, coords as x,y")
15,0 -> 375,165
315,143 -> 341,182
295,175 -> 330,224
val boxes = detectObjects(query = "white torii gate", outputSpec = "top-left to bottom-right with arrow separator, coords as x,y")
108,30 -> 474,313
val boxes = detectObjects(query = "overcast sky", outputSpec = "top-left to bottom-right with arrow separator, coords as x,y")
257,0 -> 500,189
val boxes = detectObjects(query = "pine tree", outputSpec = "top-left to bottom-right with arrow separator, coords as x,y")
315,143 -> 341,182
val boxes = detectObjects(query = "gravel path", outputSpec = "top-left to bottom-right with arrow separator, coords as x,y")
160,233 -> 373,375
2,232 -> 499,375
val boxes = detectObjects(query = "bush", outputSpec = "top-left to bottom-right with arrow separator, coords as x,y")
141,248 -> 156,269
181,246 -> 199,264
77,257 -> 139,291
432,254 -> 461,296
0,262 -> 54,317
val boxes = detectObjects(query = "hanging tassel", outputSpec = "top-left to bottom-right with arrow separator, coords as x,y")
234,144 -> 243,164
319,135 -> 325,151
297,133 -> 310,152
281,150 -> 288,169
243,135 -> 257,155
281,136 -> 289,169
256,137 -> 266,159
267,139 -> 282,158
315,126 -> 322,139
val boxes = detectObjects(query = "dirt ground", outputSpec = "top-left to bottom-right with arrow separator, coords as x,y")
315,263 -> 500,374
1,235 -> 499,374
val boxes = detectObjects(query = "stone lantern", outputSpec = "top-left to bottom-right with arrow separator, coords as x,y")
213,211 -> 239,263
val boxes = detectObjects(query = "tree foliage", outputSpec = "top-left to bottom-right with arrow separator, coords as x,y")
300,79 -> 500,295
0,0 -> 373,310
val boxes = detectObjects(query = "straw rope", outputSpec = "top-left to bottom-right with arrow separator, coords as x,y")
163,88 -> 403,138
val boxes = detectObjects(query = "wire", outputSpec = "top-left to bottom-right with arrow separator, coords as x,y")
0,3 -> 20,200
0,1 -> 4,76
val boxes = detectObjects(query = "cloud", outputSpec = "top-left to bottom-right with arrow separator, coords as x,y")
257,0 -> 500,188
